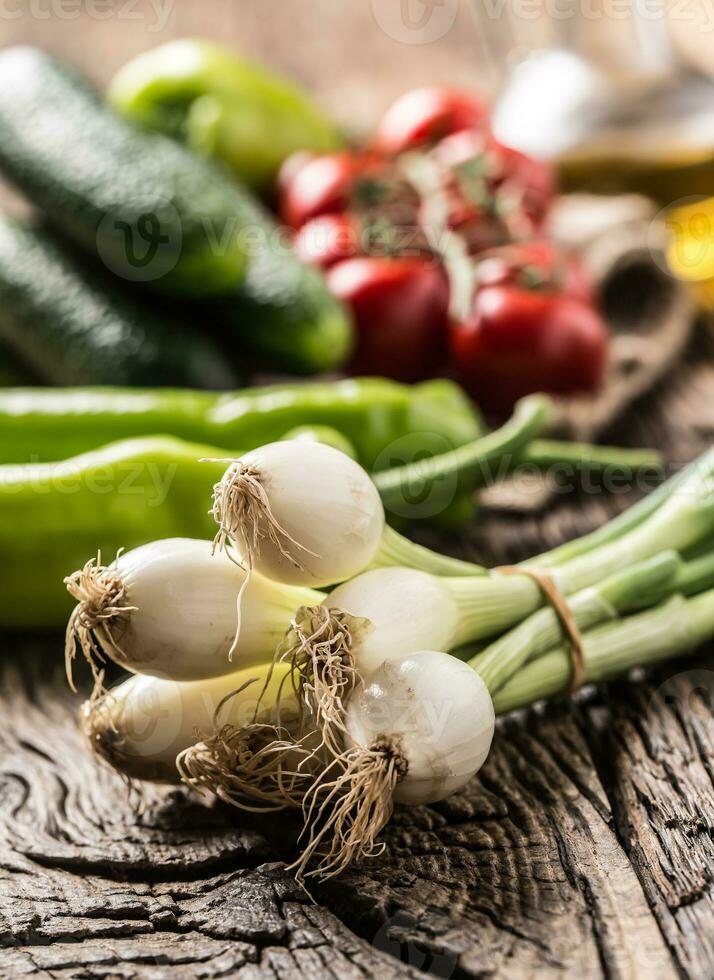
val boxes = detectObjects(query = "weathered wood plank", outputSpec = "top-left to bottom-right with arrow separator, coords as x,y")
316,705 -> 673,978
0,645 -> 421,978
0,640 -> 675,979
602,653 -> 714,980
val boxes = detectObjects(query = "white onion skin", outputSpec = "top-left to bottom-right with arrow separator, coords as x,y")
345,651 -> 495,805
111,538 -> 321,680
237,441 -> 385,587
83,663 -> 293,783
325,568 -> 460,676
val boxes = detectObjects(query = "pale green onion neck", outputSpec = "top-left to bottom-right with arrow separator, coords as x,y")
445,574 -> 542,648
276,584 -> 325,614
372,524 -> 485,578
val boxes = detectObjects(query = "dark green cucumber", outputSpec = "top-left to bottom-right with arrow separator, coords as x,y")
0,47 -> 247,297
211,199 -> 354,373
0,217 -> 238,388
0,344 -> 39,387
0,47 -> 353,374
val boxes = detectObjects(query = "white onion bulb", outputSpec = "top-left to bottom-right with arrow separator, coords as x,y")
65,538 -> 322,682
82,663 -> 293,783
213,440 -> 385,587
345,650 -> 495,805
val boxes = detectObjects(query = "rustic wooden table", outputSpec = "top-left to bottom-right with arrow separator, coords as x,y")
2,5 -> 714,978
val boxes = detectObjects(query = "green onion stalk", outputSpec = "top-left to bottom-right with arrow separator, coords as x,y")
72,401 -> 714,885
175,445 -> 714,882
494,589 -> 714,713
373,442 -> 714,651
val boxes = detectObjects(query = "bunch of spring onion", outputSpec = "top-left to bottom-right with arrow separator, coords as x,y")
181,437 -> 714,880
64,396 -> 558,687
64,402 -> 714,881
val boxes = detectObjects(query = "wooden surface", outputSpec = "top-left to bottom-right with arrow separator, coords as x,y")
2,340 -> 714,979
2,6 -> 714,978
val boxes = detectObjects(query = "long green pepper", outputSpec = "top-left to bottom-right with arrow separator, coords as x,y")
0,392 -> 665,631
0,399 -> 536,629
0,378 -> 483,467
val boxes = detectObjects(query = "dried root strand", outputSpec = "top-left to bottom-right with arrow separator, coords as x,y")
177,721 -> 320,812
177,607 -> 379,845
79,677 -> 173,786
64,554 -> 136,692
206,459 -> 320,659
290,735 -> 408,883
208,460 -> 316,572
277,605 -> 371,755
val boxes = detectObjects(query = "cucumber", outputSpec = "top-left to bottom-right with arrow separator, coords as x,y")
0,217 -> 238,388
0,47 -> 247,297
0,345 -> 39,387
0,47 -> 353,375
211,195 -> 354,373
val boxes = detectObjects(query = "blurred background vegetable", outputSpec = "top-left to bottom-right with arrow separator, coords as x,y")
0,216 -> 237,389
0,46 -> 352,378
0,33 -> 697,414
109,39 -> 344,193
0,378 -> 482,466
273,84 -> 610,413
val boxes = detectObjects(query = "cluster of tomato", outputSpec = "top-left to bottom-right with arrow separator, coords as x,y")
278,86 -> 609,414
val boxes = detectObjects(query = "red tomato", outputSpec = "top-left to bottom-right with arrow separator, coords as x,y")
492,140 -> 556,229
374,86 -> 488,155
276,150 -> 315,196
449,285 -> 608,414
327,257 -> 450,382
429,131 -> 556,254
294,214 -> 360,269
279,152 -> 362,229
476,241 -> 595,306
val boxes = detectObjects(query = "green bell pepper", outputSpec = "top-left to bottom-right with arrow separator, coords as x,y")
109,39 -> 344,192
